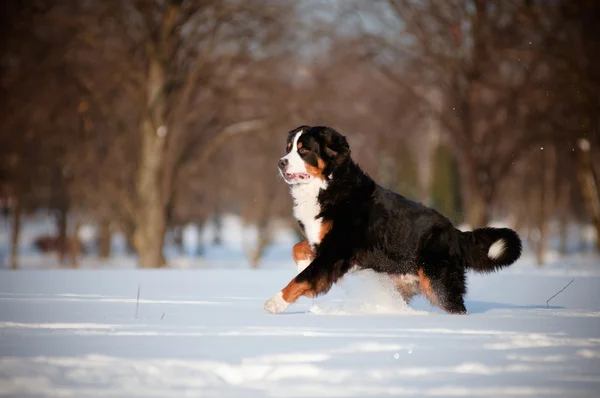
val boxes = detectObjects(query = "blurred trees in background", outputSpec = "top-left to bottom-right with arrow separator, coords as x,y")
1,0 -> 599,268
430,142 -> 462,225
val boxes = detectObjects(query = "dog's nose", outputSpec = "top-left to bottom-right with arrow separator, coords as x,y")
278,158 -> 288,170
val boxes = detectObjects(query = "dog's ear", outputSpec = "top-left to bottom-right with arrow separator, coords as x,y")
320,127 -> 350,159
288,125 -> 311,137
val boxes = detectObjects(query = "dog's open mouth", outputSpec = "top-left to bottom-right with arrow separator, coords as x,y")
284,172 -> 311,181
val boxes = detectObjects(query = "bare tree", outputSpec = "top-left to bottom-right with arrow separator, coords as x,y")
0,1 -> 83,267
353,0 -> 560,227
64,0 -> 296,267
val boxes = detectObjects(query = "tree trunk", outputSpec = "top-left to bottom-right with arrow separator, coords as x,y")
126,230 -> 136,255
512,205 -> 525,237
134,118 -> 167,268
71,219 -> 82,268
132,3 -> 186,268
98,218 -> 111,259
558,214 -> 568,255
457,156 -> 490,228
134,54 -> 168,268
10,196 -> 21,270
212,213 -> 223,246
121,221 -> 136,254
536,147 -> 557,266
56,205 -> 68,265
172,226 -> 184,254
557,181 -> 571,255
524,192 -> 536,250
248,221 -> 272,269
576,138 -> 600,252
463,183 -> 490,229
579,225 -> 589,252
465,192 -> 489,228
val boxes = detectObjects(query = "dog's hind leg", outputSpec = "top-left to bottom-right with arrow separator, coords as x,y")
417,264 -> 467,314
391,274 -> 421,304
417,226 -> 467,314
292,240 -> 314,273
440,267 -> 468,314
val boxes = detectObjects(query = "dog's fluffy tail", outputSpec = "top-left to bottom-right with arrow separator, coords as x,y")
458,227 -> 522,273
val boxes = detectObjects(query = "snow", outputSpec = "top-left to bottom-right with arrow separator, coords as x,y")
0,213 -> 301,270
1,258 -> 600,397
1,214 -> 600,396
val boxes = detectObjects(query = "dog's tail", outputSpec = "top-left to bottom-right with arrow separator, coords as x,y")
458,227 -> 522,273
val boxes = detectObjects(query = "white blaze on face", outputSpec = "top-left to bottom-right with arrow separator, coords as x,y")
281,128 -> 329,248
280,130 -> 308,176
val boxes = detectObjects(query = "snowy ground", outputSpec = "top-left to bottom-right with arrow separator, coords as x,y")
1,258 -> 600,397
1,215 -> 600,396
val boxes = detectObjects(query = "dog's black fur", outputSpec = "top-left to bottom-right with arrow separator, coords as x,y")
274,125 -> 522,314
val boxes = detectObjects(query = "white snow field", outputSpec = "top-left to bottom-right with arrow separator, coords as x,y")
1,254 -> 600,398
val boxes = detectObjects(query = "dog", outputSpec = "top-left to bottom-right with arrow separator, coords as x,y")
264,125 -> 522,314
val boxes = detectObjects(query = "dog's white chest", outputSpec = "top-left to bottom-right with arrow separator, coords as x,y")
291,179 -> 327,247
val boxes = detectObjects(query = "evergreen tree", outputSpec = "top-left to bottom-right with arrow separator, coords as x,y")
429,143 -> 463,225
395,144 -> 420,202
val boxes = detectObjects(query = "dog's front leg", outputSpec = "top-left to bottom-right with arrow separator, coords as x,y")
264,253 -> 348,314
292,240 -> 314,273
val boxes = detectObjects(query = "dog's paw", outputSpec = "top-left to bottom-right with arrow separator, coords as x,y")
264,292 -> 289,314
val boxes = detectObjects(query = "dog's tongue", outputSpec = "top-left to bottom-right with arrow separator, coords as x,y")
288,173 -> 309,179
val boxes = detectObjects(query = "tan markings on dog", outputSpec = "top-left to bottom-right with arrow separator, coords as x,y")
305,157 -> 326,179
292,241 -> 314,264
297,141 -> 303,149
287,142 -> 292,151
281,275 -> 334,303
391,274 -> 420,303
418,268 -> 441,307
281,280 -> 312,303
318,157 -> 325,170
319,220 -> 333,242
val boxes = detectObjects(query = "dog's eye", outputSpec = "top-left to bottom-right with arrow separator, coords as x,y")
298,147 -> 309,155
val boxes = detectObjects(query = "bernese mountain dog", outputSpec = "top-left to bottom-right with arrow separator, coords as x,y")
264,125 -> 522,315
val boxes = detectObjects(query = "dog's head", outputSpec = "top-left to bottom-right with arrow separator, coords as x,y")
278,125 -> 350,185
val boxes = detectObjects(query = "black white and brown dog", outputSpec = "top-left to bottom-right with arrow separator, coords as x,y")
264,125 -> 522,314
